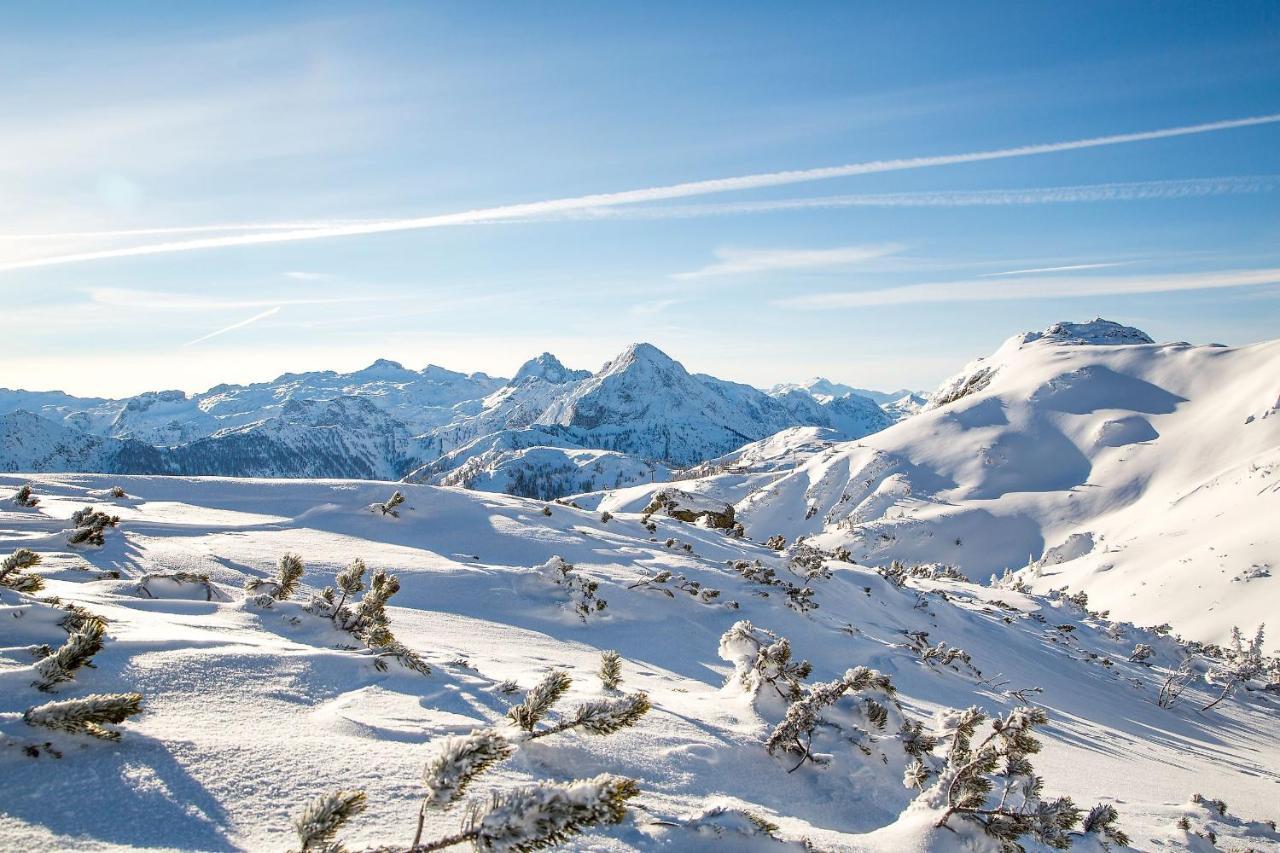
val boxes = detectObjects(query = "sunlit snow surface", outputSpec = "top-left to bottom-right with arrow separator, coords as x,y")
2,473 -> 1278,851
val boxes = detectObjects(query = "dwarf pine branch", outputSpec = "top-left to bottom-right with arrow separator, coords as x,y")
598,650 -> 622,690
528,693 -> 651,740
33,619 -> 105,690
508,671 -> 572,732
421,730 -> 515,811
24,692 -> 143,740
247,552 -> 306,600
1,548 -> 44,592
66,507 -> 120,547
718,620 -> 812,703
373,490 -> 407,518
1079,803 -> 1130,847
295,789 -> 368,852
11,484 -> 39,507
459,774 -> 639,852
764,666 -> 896,772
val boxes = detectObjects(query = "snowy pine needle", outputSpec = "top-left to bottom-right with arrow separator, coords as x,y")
293,789 -> 367,852
598,650 -> 622,690
559,693 -> 651,737
464,774 -> 639,852
508,670 -> 572,732
422,729 -> 515,809
247,552 -> 305,599
33,618 -> 105,690
1,547 -> 44,592
24,692 -> 143,740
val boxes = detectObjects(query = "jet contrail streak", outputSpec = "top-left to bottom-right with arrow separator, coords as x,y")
3,113 -> 1277,273
183,306 -> 281,346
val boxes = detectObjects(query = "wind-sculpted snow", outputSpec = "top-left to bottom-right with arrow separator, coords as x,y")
1,473 -> 1277,851
737,321 -> 1280,652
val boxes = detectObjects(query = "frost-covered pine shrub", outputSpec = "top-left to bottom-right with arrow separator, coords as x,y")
421,729 -> 516,811
727,559 -> 816,613
307,559 -> 430,675
108,485 -> 127,499
784,542 -> 832,581
878,559 -> 908,587
1157,657 -> 1195,709
138,571 -> 217,601
599,511 -> 613,524
66,507 -> 120,547
627,569 -> 721,605
599,649 -> 622,690
10,484 -> 39,507
245,552 -> 305,600
684,806 -> 785,844
1202,624 -> 1266,711
24,692 -> 143,740
372,489 -> 407,518
764,666 -> 896,772
507,669 -> 650,740
904,631 -> 979,676
537,556 -> 607,620
1081,803 -> 1131,848
917,705 -> 1127,850
306,772 -> 638,851
32,619 -> 105,691
719,621 -> 812,707
293,789 -> 367,852
450,775 -> 639,852
0,548 -> 44,593
1128,643 -> 1153,663
508,670 -> 572,732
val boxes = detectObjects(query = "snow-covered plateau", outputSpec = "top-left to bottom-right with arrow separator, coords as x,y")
1,319 -> 1278,852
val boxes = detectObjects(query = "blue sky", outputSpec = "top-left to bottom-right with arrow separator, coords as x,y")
2,2 -> 1279,397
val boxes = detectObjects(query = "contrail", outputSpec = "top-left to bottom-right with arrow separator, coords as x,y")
183,306 -> 281,346
775,267 -> 1280,309
547,175 -> 1280,220
3,113 -> 1277,273
0,222 -> 377,241
980,262 -> 1133,277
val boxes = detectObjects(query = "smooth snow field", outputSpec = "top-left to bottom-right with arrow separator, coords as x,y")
1,473 -> 1277,852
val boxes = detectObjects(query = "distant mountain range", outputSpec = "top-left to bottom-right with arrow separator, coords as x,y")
0,345 -> 915,497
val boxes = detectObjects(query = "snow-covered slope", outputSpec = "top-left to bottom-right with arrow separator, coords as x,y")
737,320 -> 1280,651
2,473 -> 1276,852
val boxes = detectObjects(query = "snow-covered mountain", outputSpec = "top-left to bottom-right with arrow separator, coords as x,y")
0,359 -> 504,444
733,319 -> 1280,650
769,377 -> 922,406
1,346 -> 900,495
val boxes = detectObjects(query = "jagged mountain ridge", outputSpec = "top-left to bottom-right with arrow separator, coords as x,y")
1,345 -> 904,492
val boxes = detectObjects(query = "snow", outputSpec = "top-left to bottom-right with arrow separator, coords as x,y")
2,471 -> 1278,851
736,323 -> 1280,653
1,345 -> 900,498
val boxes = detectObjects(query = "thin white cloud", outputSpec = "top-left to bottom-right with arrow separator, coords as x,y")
553,176 -> 1280,221
184,306 -> 281,346
672,244 -> 905,279
980,262 -> 1133,277
0,223 -> 365,241
89,288 -> 367,310
282,271 -> 337,281
775,267 -> 1280,309
2,113 -> 1277,273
